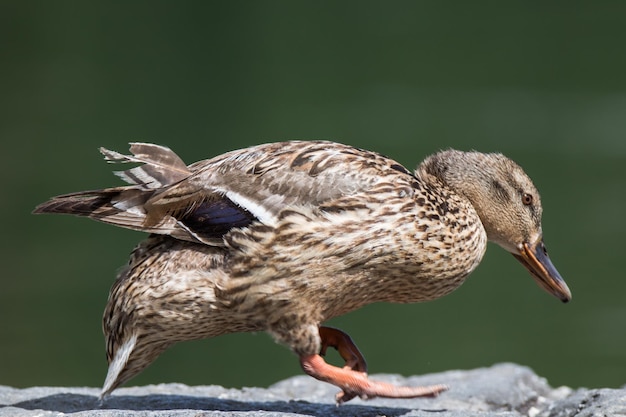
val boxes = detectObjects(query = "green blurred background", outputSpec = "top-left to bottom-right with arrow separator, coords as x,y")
2,2 -> 625,393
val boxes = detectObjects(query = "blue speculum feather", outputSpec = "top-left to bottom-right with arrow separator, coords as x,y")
178,199 -> 256,239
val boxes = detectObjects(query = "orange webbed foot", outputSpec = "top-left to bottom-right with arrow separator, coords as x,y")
301,326 -> 448,403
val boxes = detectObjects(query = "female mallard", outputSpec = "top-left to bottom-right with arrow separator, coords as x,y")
34,141 -> 571,403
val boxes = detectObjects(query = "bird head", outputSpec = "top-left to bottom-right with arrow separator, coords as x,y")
419,150 -> 571,303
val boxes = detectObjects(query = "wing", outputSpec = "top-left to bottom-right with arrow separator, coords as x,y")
156,141 -> 415,222
34,141 -> 415,245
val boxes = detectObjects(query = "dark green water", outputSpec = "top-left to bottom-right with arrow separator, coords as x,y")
2,2 -> 625,392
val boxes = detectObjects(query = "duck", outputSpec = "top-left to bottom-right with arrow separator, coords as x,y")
33,140 -> 571,403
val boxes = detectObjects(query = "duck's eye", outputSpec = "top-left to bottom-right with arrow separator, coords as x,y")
522,193 -> 533,205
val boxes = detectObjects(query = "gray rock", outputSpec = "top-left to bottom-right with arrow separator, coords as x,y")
537,387 -> 626,417
0,363 -> 623,417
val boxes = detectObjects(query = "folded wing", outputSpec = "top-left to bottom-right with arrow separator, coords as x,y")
34,141 -> 406,245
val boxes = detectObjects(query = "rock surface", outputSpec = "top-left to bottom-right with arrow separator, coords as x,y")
1,363 -> 625,417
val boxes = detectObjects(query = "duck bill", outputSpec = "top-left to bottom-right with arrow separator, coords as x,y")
512,239 -> 572,303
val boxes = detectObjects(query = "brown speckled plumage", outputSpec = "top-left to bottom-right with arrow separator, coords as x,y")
33,141 -> 571,403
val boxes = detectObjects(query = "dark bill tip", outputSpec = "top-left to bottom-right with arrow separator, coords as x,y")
513,239 -> 572,303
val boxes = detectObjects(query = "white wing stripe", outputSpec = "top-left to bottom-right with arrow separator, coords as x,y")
220,189 -> 279,227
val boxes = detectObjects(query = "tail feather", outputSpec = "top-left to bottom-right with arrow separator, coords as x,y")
33,188 -> 152,231
34,143 -> 192,229
33,189 -> 128,217
33,187 -> 215,243
100,143 -> 191,189
33,143 -> 229,246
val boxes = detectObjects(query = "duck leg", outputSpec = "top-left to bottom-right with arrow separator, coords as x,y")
319,326 -> 368,373
300,326 -> 448,403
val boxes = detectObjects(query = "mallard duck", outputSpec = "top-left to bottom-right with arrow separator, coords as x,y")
33,141 -> 571,403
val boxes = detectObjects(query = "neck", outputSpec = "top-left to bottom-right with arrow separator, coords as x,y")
417,150 -> 503,243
